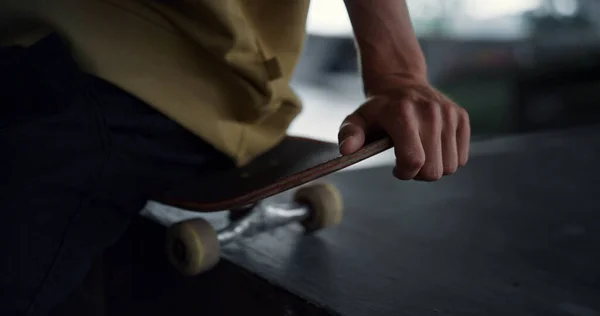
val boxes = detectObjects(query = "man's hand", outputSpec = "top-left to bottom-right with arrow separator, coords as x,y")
341,0 -> 470,181
338,76 -> 470,181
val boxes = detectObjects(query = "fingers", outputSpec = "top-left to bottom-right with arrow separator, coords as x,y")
384,98 -> 469,181
456,107 -> 470,166
441,103 -> 459,175
414,102 -> 443,181
382,101 -> 424,180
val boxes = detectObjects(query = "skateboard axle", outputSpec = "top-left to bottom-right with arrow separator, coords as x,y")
217,202 -> 310,245
160,183 -> 342,276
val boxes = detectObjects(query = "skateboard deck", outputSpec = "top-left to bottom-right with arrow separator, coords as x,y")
157,135 -> 393,212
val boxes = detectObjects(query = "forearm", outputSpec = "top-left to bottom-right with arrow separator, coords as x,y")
343,0 -> 427,93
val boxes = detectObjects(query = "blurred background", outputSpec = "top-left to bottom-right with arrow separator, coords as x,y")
288,0 -> 600,146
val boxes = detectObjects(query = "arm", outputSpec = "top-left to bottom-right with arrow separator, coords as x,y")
339,0 -> 470,181
343,0 -> 427,95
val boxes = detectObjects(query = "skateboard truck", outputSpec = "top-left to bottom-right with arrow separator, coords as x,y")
155,135 -> 392,276
218,202 -> 309,245
165,183 -> 343,276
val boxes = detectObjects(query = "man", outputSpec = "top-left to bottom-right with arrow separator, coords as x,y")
0,0 -> 469,315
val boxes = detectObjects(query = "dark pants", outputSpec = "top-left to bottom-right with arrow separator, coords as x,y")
0,35 -> 231,315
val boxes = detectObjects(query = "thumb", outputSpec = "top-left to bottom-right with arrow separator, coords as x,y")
338,113 -> 367,155
338,96 -> 388,155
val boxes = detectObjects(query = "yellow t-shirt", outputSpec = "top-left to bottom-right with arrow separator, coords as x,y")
0,0 -> 310,166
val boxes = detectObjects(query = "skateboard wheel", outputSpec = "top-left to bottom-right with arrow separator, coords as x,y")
294,183 -> 343,232
166,218 -> 220,276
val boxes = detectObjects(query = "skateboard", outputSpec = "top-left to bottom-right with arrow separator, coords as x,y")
155,135 -> 393,276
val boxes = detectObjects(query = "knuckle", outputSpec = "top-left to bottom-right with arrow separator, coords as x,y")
458,107 -> 470,122
391,104 -> 414,126
440,101 -> 453,114
442,102 -> 457,120
392,100 -> 412,115
441,104 -> 458,129
404,153 -> 425,170
423,102 -> 442,122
